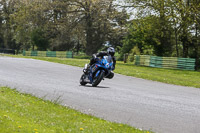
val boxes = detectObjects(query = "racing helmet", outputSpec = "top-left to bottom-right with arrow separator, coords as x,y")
107,47 -> 115,56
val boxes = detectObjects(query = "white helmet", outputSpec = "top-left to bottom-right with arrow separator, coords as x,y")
107,47 -> 115,56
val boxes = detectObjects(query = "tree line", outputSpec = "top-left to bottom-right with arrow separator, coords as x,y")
122,0 -> 200,69
0,0 -> 128,55
0,0 -> 199,69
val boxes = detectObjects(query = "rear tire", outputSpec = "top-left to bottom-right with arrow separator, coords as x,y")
92,71 -> 104,87
80,74 -> 87,86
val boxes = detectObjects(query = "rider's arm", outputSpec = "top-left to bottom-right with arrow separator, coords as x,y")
96,51 -> 108,58
90,52 -> 103,65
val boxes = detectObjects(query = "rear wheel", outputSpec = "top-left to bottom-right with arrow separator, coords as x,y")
80,74 -> 87,86
92,71 -> 104,87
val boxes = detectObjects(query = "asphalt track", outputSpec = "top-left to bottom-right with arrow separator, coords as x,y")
0,56 -> 200,133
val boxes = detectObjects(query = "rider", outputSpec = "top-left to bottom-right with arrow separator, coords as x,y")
84,47 -> 116,76
90,47 -> 116,69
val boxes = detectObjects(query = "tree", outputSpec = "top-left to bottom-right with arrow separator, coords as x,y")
0,0 -> 17,49
121,16 -> 158,57
12,0 -> 52,50
70,0 -> 129,55
1,0 -> 129,55
0,6 -> 3,48
125,0 -> 175,56
189,0 -> 200,69
31,28 -> 49,51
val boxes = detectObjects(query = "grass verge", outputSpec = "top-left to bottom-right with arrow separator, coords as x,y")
116,63 -> 200,88
0,87 -> 148,133
4,54 -> 200,88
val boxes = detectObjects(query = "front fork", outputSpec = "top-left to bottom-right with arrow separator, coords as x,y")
83,64 -> 88,73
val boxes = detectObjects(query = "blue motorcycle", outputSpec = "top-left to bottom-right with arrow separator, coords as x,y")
80,55 -> 114,87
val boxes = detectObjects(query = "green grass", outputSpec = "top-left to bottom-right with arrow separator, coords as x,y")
5,54 -> 200,88
0,87 -> 148,133
116,63 -> 200,88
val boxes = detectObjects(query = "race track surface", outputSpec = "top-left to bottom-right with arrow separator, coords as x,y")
0,56 -> 200,133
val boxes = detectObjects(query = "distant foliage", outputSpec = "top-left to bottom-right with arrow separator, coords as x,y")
0,0 -> 199,69
31,29 -> 49,51
123,0 -> 200,69
0,0 -> 128,55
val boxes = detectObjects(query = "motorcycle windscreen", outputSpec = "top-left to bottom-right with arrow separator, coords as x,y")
103,56 -> 113,68
103,55 -> 113,63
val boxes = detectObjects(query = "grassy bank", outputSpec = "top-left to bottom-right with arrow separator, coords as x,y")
5,55 -> 200,88
0,87 -> 148,133
116,63 -> 200,88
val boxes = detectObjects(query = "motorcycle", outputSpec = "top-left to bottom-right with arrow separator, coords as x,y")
80,55 -> 114,87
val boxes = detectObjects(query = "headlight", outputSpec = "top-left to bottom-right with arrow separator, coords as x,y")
105,63 -> 109,68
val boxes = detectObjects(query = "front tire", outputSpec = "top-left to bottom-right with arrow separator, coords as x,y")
80,74 -> 87,86
92,71 -> 104,87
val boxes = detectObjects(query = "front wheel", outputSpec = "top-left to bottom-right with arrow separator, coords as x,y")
92,71 -> 104,87
80,74 -> 87,86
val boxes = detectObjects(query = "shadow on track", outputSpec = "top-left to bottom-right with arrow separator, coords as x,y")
79,85 -> 110,89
